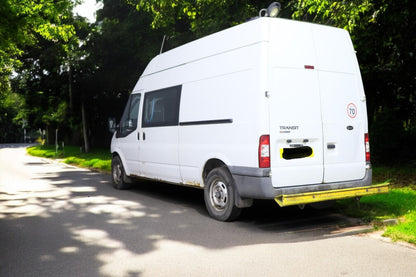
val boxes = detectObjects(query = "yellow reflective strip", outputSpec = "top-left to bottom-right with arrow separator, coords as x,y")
275,183 -> 389,207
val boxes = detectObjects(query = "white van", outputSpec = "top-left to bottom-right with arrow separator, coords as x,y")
110,16 -> 389,221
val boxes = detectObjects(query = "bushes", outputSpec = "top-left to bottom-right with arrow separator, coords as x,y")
370,109 -> 416,165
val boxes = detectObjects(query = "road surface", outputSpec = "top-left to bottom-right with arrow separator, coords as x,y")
1,144 -> 415,276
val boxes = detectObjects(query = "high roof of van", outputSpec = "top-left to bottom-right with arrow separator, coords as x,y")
140,17 -> 354,77
141,17 -> 273,77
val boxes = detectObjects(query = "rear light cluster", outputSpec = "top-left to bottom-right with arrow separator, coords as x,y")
365,133 -> 370,162
259,135 -> 270,168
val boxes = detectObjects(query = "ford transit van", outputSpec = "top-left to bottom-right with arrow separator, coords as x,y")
110,17 -> 389,221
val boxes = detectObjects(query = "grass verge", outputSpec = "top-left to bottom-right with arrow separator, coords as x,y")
27,145 -> 111,172
337,167 -> 416,245
27,145 -> 415,244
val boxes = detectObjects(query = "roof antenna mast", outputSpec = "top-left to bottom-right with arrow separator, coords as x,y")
160,35 -> 168,54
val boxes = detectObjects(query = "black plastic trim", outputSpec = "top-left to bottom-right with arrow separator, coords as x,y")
179,119 -> 233,126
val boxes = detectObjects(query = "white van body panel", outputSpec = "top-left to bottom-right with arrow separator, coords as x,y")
111,17 -> 374,207
267,19 -> 368,187
139,125 -> 181,183
132,23 -> 271,186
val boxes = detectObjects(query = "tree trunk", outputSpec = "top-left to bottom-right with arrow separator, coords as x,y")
68,64 -> 73,113
81,102 -> 90,153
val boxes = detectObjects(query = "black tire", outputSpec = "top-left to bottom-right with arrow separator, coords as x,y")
204,167 -> 242,221
111,155 -> 132,190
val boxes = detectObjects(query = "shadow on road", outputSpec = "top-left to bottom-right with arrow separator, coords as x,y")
0,151 -> 366,276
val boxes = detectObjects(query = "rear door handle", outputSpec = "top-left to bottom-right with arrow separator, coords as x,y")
327,144 -> 336,149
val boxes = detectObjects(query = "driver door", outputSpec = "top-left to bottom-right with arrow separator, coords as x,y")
116,93 -> 142,176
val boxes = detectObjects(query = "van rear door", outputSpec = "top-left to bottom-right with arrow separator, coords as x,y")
268,67 -> 324,187
313,25 -> 367,183
268,19 -> 367,188
268,20 -> 324,187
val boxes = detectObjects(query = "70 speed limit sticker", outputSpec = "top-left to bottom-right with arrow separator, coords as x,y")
347,103 -> 357,118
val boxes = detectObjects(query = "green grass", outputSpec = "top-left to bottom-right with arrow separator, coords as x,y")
337,166 -> 416,245
337,187 -> 415,220
27,145 -> 111,172
384,212 -> 416,244
27,145 -> 416,244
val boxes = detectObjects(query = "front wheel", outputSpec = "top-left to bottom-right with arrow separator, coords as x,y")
111,155 -> 132,190
204,167 -> 242,221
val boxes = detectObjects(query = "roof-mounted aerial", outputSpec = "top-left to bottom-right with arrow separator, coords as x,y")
246,2 -> 281,22
259,2 -> 281,18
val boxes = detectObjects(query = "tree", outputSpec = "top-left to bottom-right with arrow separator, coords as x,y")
70,0 -> 167,148
290,0 -> 373,32
352,0 -> 416,162
0,90 -> 26,142
127,0 -> 277,39
0,0 -> 77,90
11,35 -> 75,144
0,0 -> 79,143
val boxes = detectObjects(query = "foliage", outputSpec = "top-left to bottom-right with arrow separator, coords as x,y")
355,1 -> 416,164
0,0 -> 77,89
1,0 -> 81,143
128,0 -> 275,38
73,0 -> 168,148
0,90 -> 26,142
290,0 -> 374,32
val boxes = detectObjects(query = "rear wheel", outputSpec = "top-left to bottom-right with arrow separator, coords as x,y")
204,167 -> 242,221
111,155 -> 132,190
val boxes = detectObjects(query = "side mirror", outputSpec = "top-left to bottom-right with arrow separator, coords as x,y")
108,117 -> 117,133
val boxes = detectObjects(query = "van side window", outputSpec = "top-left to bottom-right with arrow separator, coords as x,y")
117,94 -> 141,138
142,85 -> 181,128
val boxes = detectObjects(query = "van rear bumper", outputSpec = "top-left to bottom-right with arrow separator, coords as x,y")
229,166 -> 389,206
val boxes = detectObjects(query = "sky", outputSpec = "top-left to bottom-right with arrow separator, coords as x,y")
73,0 -> 103,22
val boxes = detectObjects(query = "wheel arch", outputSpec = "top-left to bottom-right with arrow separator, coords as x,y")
202,158 -> 253,210
202,158 -> 228,183
111,150 -> 132,176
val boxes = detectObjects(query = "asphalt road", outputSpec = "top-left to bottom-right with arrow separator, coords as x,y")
1,144 -> 415,277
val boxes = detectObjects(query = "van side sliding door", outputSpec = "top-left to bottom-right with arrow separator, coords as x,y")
139,85 -> 182,183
